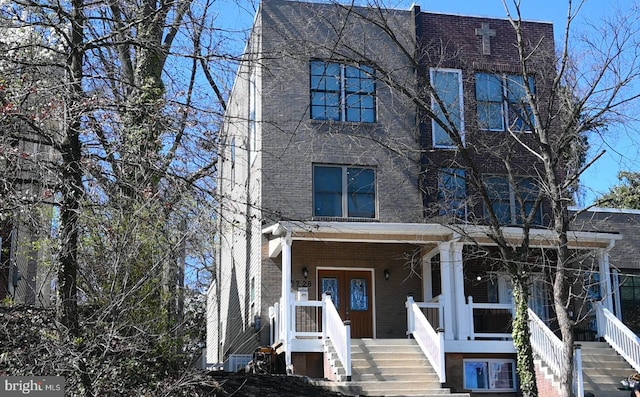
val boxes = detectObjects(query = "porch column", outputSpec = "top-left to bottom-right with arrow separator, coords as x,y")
422,247 -> 438,301
598,248 -> 615,314
438,242 -> 455,340
451,242 -> 468,340
281,232 -> 293,367
611,268 -> 622,318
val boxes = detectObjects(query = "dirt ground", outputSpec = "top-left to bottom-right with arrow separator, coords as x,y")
208,372 -> 348,396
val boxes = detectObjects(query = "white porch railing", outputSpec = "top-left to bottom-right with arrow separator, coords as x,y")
528,308 -> 584,397
406,295 -> 446,383
322,294 -> 352,381
291,299 -> 322,338
269,300 -> 281,345
595,302 -> 640,372
467,296 -> 513,340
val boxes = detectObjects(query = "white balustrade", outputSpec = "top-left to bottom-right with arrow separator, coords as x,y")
467,296 -> 513,340
406,295 -> 446,383
322,294 -> 352,381
291,299 -> 323,338
596,303 -> 640,372
529,308 -> 564,379
529,307 -> 584,395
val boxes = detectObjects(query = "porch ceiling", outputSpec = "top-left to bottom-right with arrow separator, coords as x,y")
263,221 -> 456,244
263,221 -> 621,250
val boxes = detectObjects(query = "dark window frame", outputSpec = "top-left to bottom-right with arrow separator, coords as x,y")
310,60 -> 376,123
313,164 -> 377,219
476,72 -> 536,132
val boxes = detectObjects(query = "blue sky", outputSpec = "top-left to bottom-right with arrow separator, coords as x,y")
215,0 -> 640,207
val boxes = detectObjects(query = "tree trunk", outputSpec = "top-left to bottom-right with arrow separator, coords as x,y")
57,0 -> 85,337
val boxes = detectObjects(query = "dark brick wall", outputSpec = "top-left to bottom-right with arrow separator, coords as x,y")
417,12 -> 556,226
572,209 -> 640,270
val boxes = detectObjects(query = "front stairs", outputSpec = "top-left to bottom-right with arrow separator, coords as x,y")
535,341 -> 638,397
318,338 -> 470,397
580,341 -> 638,397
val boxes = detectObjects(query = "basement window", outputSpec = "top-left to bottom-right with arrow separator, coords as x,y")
463,359 -> 516,392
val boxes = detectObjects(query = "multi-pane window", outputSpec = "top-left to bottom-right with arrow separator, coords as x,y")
431,68 -> 463,147
464,359 -> 516,391
476,73 -> 536,131
313,165 -> 376,219
310,61 -> 376,123
437,168 -> 467,218
619,273 -> 640,334
485,175 -> 542,225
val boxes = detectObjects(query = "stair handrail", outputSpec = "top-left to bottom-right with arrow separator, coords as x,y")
528,308 -> 585,396
406,295 -> 446,383
595,302 -> 640,372
322,293 -> 352,381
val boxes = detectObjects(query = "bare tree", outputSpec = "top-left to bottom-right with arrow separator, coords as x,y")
0,0 -> 230,393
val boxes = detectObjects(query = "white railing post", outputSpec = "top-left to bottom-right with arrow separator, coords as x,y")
595,302 -> 605,339
269,306 -> 275,345
439,297 -> 445,331
406,294 -> 415,337
322,293 -> 328,339
344,320 -> 352,381
574,344 -> 584,397
437,327 -> 445,384
467,296 -> 475,340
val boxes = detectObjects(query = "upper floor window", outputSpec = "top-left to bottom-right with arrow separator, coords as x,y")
310,61 -> 376,123
313,165 -> 376,218
484,175 -> 542,225
476,73 -> 535,132
431,68 -> 464,148
437,168 -> 467,219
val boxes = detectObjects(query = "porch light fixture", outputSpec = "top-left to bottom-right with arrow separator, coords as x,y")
302,267 -> 309,279
384,269 -> 390,281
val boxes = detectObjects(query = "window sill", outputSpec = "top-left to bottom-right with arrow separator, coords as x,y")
312,216 -> 379,223
309,119 -> 378,126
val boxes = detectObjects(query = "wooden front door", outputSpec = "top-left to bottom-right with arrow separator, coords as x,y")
318,269 -> 373,338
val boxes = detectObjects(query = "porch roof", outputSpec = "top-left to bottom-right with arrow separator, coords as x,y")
262,221 -> 622,252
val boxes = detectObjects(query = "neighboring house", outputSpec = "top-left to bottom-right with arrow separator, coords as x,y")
572,207 -> 640,335
208,1 -> 630,394
0,114 -> 55,305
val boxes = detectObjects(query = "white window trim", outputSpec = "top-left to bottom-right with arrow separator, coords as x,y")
463,358 -> 517,392
430,67 -> 465,149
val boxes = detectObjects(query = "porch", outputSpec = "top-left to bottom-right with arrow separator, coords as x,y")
263,221 -> 626,391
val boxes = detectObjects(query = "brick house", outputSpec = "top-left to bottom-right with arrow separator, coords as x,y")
207,1 -> 631,394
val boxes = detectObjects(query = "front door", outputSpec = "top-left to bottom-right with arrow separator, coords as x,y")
318,269 -> 373,338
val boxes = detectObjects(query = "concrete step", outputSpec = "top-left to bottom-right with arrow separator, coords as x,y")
352,358 -> 432,368
579,342 -> 637,396
351,344 -> 425,353
345,339 -> 467,396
